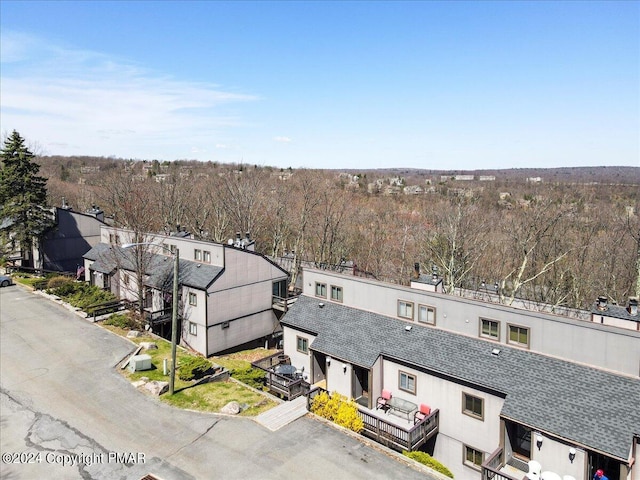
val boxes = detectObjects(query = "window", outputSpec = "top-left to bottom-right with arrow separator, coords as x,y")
330,285 -> 343,302
480,318 -> 500,340
109,234 -> 121,245
296,336 -> 308,354
315,282 -> 327,298
508,324 -> 530,347
464,445 -> 484,470
168,244 -> 177,254
189,322 -> 197,335
273,279 -> 287,298
203,251 -> 211,263
397,300 -> 414,320
463,393 -> 484,420
189,292 -> 197,306
194,249 -> 202,261
399,371 -> 416,394
123,274 -> 129,286
418,304 -> 436,324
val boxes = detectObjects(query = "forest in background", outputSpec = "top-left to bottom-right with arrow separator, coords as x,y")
36,155 -> 640,311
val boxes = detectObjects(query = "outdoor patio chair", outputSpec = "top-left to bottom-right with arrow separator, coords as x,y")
376,389 -> 392,411
526,460 -> 542,480
413,403 -> 431,424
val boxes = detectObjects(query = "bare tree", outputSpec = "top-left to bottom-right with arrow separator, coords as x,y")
621,203 -> 640,299
97,170 -> 164,315
219,167 -> 267,240
420,199 -> 490,294
288,170 -> 321,289
310,180 -> 350,266
496,199 -> 573,305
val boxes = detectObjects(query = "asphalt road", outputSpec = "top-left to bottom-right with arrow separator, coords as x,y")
0,285 -> 435,480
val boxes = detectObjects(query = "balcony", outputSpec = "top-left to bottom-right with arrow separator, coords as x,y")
481,447 -> 523,480
358,405 -> 439,452
272,295 -> 299,312
252,351 -> 310,400
306,387 -> 439,453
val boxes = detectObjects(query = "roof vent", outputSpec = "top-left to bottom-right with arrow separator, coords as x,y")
405,325 -> 412,332
491,348 -> 501,356
318,303 -> 324,308
597,296 -> 608,311
196,264 -> 201,268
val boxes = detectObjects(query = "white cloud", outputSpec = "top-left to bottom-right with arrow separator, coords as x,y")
273,136 -> 292,143
0,31 -> 258,160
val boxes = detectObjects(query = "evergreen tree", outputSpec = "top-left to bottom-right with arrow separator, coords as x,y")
0,130 -> 52,255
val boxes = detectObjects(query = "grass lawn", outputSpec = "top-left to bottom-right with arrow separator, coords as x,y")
213,347 -> 279,372
116,331 -> 278,416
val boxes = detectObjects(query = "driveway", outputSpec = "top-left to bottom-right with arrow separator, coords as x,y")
0,285 -> 435,480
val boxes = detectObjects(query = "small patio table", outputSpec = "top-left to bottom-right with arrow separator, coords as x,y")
387,397 -> 418,421
274,364 -> 298,378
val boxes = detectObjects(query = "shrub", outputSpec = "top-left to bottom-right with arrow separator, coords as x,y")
232,367 -> 266,389
311,392 -> 363,433
47,276 -> 74,290
103,313 -> 136,329
178,356 -> 212,381
403,451 -> 454,478
49,281 -> 117,310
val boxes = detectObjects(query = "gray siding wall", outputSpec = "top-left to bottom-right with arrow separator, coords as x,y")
303,269 -> 640,377
42,209 -> 104,272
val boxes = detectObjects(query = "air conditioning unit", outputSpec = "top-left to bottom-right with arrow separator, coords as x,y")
128,354 -> 152,372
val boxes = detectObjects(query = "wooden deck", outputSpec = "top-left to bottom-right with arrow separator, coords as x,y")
358,406 -> 439,452
252,351 -> 310,400
306,387 -> 439,453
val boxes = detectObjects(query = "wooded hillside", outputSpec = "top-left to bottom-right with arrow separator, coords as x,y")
36,155 -> 640,311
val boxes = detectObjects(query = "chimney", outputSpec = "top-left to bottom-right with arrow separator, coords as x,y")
597,296 -> 608,311
246,231 -> 251,241
628,298 -> 638,316
413,262 -> 420,279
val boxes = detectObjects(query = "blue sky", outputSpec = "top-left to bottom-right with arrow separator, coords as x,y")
1,1 -> 638,170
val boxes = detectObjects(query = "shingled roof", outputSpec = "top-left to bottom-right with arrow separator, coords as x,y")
83,244 -> 223,290
281,295 -> 640,461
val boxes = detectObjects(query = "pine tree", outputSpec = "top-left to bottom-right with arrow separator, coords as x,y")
0,130 -> 52,256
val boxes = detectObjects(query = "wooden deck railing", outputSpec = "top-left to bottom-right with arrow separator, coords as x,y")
306,387 -> 438,452
358,408 -> 439,452
264,371 -> 309,400
481,447 -> 520,480
144,307 -> 175,325
272,295 -> 299,312
88,299 -> 139,320
252,352 -> 309,400
251,351 -> 289,370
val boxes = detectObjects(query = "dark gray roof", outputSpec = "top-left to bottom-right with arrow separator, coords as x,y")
83,244 -> 222,290
281,295 -> 640,461
83,243 -> 113,261
412,274 -> 443,287
146,257 -> 222,291
592,303 -> 640,323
